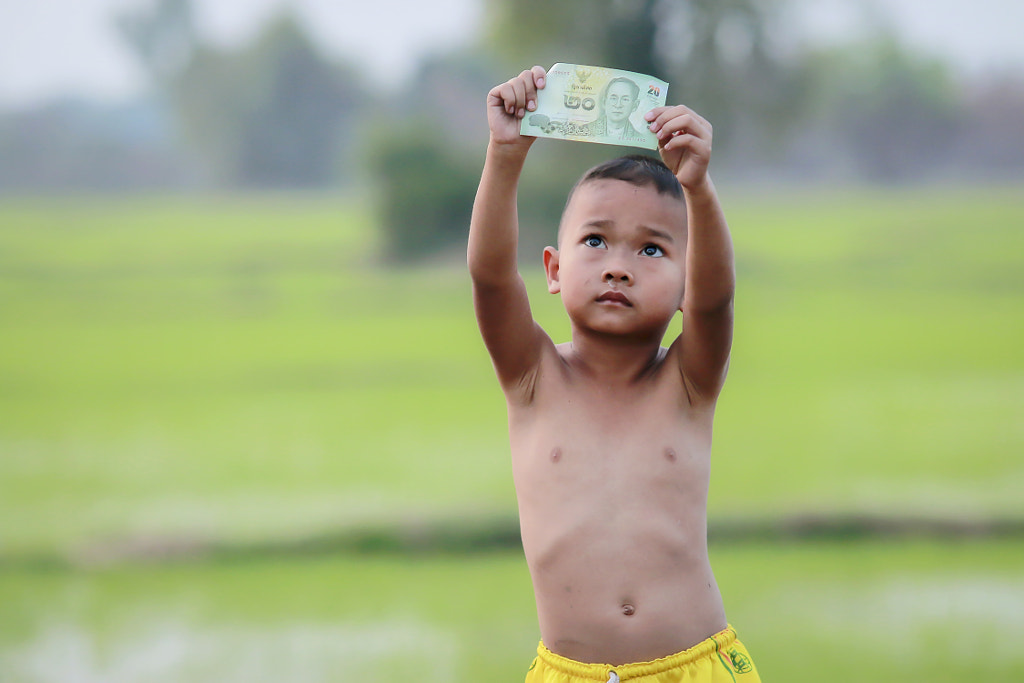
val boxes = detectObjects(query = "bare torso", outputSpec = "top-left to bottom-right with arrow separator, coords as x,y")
510,342 -> 727,666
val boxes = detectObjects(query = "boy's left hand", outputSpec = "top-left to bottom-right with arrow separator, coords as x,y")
645,105 -> 713,191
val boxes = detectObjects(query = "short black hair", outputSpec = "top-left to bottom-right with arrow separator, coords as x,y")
557,154 -> 684,245
577,154 -> 683,199
557,155 -> 684,243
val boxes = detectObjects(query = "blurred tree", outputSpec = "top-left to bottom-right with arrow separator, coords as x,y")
0,98 -> 191,191
172,15 -> 360,187
397,0 -> 799,259
366,52 -> 612,263
369,0 -> 806,262
957,75 -> 1024,176
482,0 -> 799,148
365,54 -> 495,262
115,0 -> 198,87
117,2 -> 363,188
801,36 -> 963,180
370,125 -> 480,262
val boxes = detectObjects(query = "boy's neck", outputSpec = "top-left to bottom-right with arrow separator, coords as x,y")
566,326 -> 667,383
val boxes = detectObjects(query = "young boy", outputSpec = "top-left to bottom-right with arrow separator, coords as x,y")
468,66 -> 761,682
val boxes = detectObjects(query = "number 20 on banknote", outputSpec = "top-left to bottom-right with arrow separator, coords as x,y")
521,63 -> 670,150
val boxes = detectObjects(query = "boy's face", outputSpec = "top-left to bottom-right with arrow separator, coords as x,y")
544,179 -> 687,340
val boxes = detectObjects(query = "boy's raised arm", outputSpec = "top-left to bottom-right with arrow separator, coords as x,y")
468,67 -> 551,396
647,105 -> 736,401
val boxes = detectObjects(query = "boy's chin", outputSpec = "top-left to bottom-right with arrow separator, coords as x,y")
571,315 -> 668,341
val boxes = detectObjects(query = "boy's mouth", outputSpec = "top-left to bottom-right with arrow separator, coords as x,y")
596,291 -> 632,307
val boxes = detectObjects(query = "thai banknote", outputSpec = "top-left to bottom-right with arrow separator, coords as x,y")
521,63 -> 669,150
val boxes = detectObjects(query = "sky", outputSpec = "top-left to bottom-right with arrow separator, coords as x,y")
0,0 -> 1022,108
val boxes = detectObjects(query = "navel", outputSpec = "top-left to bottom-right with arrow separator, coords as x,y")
550,447 -> 563,464
664,447 -> 677,463
621,603 -> 636,616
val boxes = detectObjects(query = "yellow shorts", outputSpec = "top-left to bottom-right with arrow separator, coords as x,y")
524,625 -> 760,683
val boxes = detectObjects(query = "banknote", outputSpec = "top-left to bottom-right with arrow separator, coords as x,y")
521,63 -> 669,150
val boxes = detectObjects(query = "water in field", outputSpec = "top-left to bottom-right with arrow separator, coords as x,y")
2,541 -> 1023,682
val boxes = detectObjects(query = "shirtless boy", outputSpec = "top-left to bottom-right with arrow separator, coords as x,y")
468,65 -> 761,682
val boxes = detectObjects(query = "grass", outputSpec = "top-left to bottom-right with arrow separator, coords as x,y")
2,187 -> 1021,556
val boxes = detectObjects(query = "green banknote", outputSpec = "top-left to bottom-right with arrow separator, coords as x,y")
521,63 -> 669,150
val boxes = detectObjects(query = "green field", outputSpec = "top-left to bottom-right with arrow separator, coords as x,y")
1,187 -> 1022,681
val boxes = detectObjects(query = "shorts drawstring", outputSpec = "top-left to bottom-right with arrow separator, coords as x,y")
607,671 -> 619,683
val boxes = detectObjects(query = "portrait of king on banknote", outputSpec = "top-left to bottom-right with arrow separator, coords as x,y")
520,63 -> 669,150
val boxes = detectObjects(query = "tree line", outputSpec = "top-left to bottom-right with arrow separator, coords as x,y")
1,0 -> 1021,261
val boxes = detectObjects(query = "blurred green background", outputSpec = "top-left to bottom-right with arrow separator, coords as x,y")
2,1 -> 1023,681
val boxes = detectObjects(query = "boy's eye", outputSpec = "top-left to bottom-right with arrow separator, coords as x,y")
641,244 -> 664,257
583,235 -> 606,248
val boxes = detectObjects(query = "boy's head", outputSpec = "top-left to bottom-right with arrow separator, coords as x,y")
557,155 -> 684,245
545,155 -> 688,340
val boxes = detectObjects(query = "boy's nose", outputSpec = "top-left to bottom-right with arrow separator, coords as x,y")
603,267 -> 632,284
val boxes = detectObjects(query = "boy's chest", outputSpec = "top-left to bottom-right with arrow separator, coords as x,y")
507,373 -> 714,485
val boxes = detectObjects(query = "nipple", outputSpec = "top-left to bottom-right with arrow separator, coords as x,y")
550,447 -> 562,463
664,447 -> 677,463
621,603 -> 635,616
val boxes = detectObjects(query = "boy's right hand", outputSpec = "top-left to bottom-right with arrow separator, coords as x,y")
486,66 -> 546,149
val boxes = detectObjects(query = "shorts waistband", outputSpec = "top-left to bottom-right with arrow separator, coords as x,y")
536,625 -> 737,681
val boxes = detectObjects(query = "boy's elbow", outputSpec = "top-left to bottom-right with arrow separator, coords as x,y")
467,246 -> 493,284
687,275 -> 735,313
687,290 -> 735,321
466,237 -> 490,281
467,242 -> 517,287
470,262 -> 517,289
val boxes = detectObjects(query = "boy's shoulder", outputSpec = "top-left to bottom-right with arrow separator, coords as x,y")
509,336 -> 711,420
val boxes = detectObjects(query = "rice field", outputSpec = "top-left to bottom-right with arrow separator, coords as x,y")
1,185 -> 1022,680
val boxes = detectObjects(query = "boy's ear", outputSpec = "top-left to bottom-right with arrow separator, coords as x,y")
543,246 -> 561,294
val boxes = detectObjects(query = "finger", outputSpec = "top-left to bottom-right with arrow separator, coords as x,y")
531,65 -> 547,89
647,105 -> 687,132
649,105 -> 708,136
658,115 -> 710,142
663,105 -> 710,131
654,104 -> 698,122
655,113 -> 711,144
526,66 -> 547,111
643,105 -> 668,122
510,75 -> 528,118
520,70 -> 539,113
489,82 -> 515,115
662,133 -> 711,161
